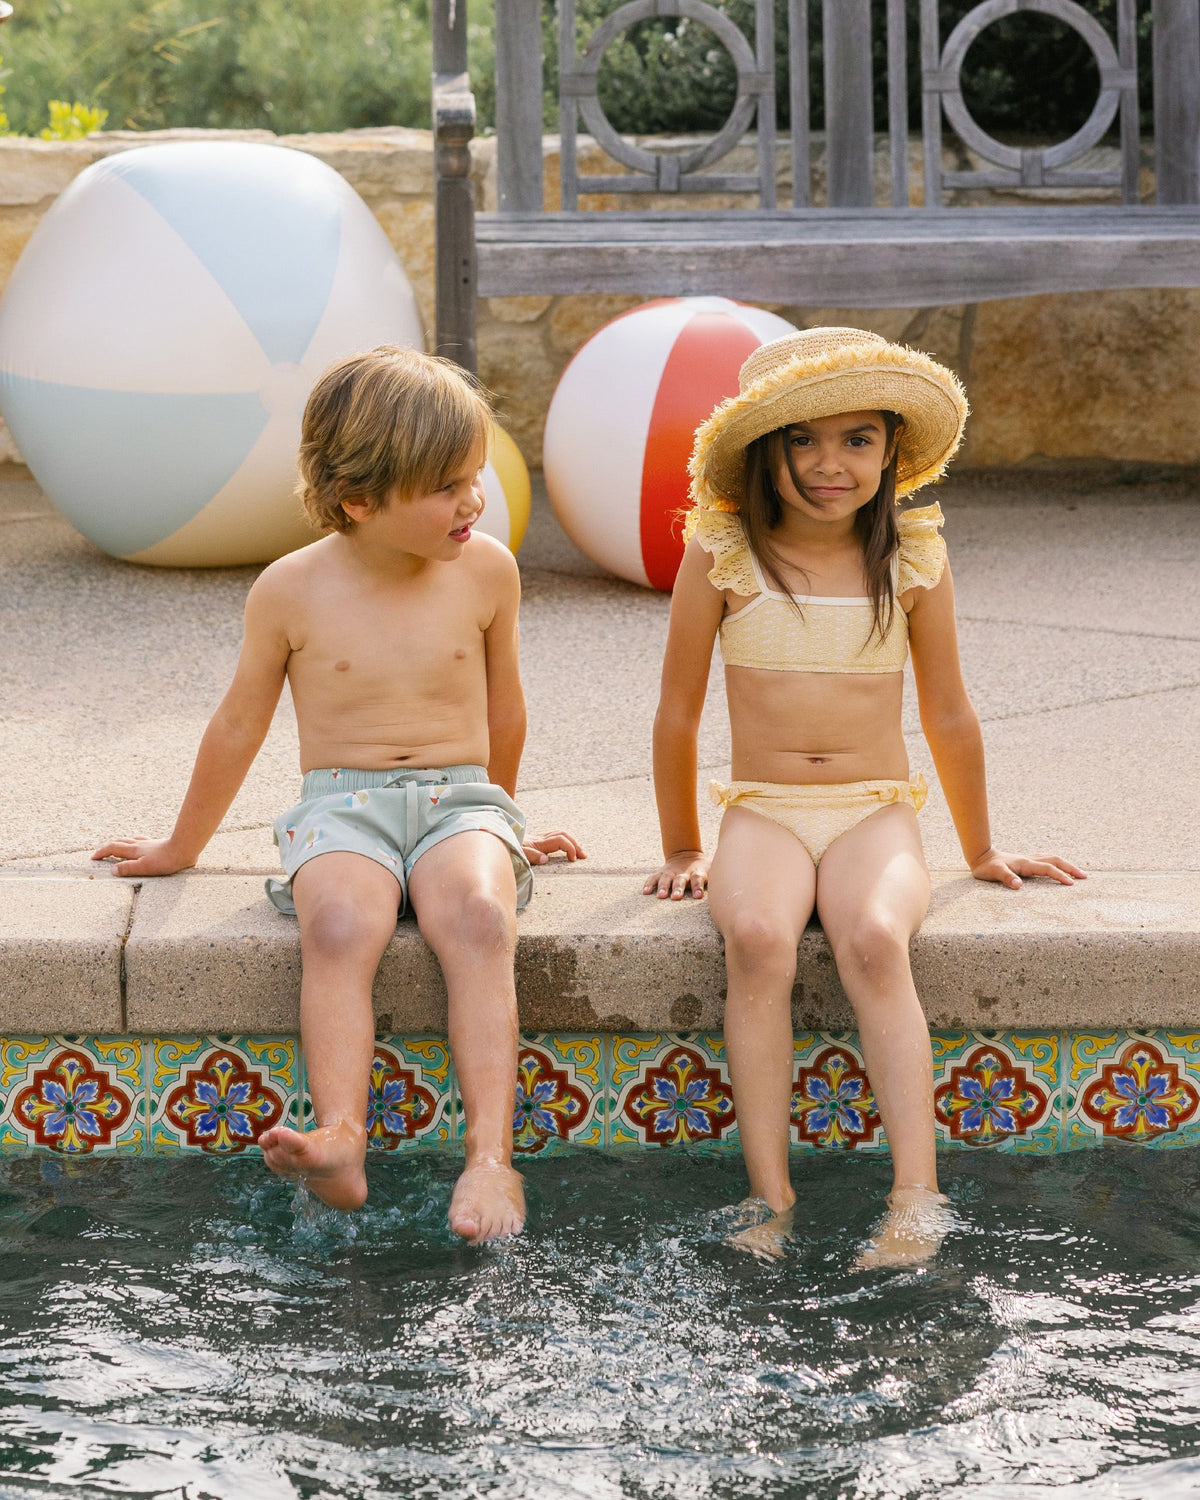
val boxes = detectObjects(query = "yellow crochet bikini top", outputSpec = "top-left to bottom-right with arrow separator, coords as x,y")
694,502 -> 947,675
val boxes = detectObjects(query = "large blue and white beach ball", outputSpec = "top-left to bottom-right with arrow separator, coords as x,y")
0,142 -> 424,566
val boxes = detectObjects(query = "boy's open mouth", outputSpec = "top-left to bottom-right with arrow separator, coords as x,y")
449,523 -> 473,542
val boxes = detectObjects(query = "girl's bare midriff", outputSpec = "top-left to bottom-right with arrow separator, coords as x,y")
725,664 -> 909,785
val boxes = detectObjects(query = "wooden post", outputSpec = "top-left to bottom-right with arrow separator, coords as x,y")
920,0 -> 942,208
886,0 -> 908,207
788,0 -> 811,206
755,0 -> 777,210
822,0 -> 874,206
496,0 -> 544,213
433,0 -> 478,371
1153,0 -> 1200,204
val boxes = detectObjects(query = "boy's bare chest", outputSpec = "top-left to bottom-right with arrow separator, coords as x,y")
287,584 -> 487,707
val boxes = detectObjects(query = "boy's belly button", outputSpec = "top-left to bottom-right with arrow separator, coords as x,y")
334,660 -> 350,672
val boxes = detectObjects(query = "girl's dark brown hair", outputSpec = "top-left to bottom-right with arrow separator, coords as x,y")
740,411 -> 905,645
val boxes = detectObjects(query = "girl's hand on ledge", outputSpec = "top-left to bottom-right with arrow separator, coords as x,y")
92,837 -> 197,878
643,851 -> 709,902
523,830 -> 587,865
970,848 -> 1087,890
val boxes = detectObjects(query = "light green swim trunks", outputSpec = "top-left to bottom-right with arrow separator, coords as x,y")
265,765 -> 533,917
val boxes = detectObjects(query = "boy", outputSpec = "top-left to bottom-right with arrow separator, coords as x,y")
94,346 -> 582,1242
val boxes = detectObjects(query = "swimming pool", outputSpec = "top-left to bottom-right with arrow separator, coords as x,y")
0,1149 -> 1198,1498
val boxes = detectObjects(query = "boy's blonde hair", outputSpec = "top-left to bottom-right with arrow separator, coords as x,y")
298,345 -> 493,534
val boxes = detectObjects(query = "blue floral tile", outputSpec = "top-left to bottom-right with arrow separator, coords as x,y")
511,1034 -> 605,1154
1066,1032 -> 1200,1149
609,1033 -> 737,1150
791,1032 -> 886,1151
930,1031 -> 1061,1153
149,1037 -> 296,1155
0,1037 -> 145,1155
364,1038 -> 453,1150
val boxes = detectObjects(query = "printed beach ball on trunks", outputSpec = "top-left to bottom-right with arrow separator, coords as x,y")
543,297 -> 798,590
0,141 -> 424,567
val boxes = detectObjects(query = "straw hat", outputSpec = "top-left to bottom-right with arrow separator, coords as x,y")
688,326 -> 968,513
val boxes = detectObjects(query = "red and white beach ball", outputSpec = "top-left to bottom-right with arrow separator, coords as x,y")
543,297 -> 797,590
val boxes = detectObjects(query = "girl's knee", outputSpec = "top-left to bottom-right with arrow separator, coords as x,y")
721,909 -> 799,978
833,913 -> 912,981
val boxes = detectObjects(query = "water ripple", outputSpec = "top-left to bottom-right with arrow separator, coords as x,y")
0,1151 -> 1196,1496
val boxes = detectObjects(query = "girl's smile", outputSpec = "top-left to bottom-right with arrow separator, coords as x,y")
773,410 -> 893,519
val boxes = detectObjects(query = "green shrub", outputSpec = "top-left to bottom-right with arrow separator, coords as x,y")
2,0 -> 496,136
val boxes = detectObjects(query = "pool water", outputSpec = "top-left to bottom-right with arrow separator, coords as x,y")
0,1150 -> 1198,1499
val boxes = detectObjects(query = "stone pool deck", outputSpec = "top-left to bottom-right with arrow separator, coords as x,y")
0,463 -> 1198,1155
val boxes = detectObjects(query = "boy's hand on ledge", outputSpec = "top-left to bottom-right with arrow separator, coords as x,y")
643,851 -> 709,901
970,848 -> 1087,890
92,838 -> 198,878
523,830 -> 587,865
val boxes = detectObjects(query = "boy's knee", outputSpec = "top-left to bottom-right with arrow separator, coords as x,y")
301,898 -> 392,964
834,914 -> 910,980
721,911 -> 798,977
422,885 -> 515,956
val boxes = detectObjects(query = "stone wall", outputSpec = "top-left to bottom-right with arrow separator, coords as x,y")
1,126 -> 1198,471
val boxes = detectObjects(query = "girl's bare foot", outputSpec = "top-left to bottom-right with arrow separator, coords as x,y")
856,1184 -> 953,1269
449,1160 -> 525,1243
259,1120 -> 368,1211
726,1198 -> 796,1261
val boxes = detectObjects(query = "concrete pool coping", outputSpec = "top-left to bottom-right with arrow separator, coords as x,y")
1,867 -> 1198,1035
1,465 -> 1198,1041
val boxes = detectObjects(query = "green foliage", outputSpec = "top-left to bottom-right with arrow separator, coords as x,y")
1,0 -> 496,135
39,97 -> 108,137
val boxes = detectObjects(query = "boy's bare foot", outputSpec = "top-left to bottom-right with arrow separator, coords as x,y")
259,1120 -> 368,1211
726,1199 -> 795,1262
449,1160 -> 525,1243
856,1184 -> 953,1269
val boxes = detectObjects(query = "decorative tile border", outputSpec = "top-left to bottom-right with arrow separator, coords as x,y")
0,1030 -> 1197,1154
0,1037 -> 145,1155
932,1032 -> 1061,1154
150,1037 -> 296,1155
792,1033 -> 885,1151
610,1033 -> 737,1149
1066,1032 -> 1200,1149
511,1034 -> 604,1154
363,1038 -> 454,1150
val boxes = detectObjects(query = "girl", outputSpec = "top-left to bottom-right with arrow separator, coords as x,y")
644,327 -> 1083,1264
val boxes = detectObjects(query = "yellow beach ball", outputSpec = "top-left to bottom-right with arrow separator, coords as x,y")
477,423 -> 530,555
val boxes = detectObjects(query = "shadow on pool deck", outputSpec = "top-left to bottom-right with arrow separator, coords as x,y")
0,464 -> 1197,1032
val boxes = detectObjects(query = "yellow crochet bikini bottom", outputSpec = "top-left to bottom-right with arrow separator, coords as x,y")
710,774 -> 927,867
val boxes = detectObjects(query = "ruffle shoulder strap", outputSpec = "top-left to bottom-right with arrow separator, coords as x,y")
896,501 -> 947,596
688,508 -> 757,597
